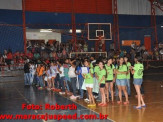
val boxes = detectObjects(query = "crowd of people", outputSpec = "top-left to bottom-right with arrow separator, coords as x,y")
24,55 -> 145,109
0,41 -> 162,72
1,40 -> 163,110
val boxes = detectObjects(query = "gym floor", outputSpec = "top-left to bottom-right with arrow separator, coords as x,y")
0,68 -> 163,122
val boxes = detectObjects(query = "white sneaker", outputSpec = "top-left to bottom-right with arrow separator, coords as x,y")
59,92 -> 63,95
94,95 -> 98,99
47,88 -> 51,91
62,92 -> 65,95
70,95 -> 74,99
75,95 -> 80,98
70,95 -> 77,100
84,98 -> 90,103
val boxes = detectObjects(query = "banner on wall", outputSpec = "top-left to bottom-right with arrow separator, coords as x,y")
122,40 -> 140,46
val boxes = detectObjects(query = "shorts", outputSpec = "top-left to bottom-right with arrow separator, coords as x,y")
116,79 -> 127,86
133,79 -> 143,85
85,83 -> 93,88
106,80 -> 113,83
100,84 -> 105,88
48,77 -> 52,79
51,75 -> 56,78
44,76 -> 48,81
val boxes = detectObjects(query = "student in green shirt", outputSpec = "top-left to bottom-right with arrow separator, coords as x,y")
115,57 -> 129,105
94,65 -> 100,79
131,56 -> 146,109
105,58 -> 115,103
124,56 -> 132,96
98,61 -> 107,107
82,60 -> 96,107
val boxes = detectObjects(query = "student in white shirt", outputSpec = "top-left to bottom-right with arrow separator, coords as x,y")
50,62 -> 56,90
46,65 -> 52,90
29,62 -> 35,85
58,60 -> 65,95
68,60 -> 77,100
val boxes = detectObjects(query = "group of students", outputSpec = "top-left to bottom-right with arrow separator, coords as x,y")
24,55 -> 146,109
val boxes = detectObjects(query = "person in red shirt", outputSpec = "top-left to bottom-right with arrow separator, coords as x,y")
18,56 -> 24,70
20,52 -> 25,58
6,50 -> 13,71
45,58 -> 50,65
27,51 -> 33,59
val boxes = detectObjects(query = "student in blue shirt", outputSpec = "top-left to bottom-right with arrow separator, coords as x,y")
76,61 -> 84,99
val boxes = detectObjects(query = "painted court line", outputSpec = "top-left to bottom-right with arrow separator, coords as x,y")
56,93 -> 115,122
15,87 -> 46,122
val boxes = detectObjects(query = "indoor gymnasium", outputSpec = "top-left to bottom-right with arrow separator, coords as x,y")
0,0 -> 163,122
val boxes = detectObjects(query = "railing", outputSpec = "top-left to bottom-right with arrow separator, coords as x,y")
0,64 -> 24,76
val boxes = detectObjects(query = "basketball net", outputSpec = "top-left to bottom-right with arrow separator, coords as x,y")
98,36 -> 105,44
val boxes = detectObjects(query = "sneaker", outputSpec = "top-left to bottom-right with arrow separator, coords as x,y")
59,92 -> 63,95
79,96 -> 83,99
94,96 -> 98,99
70,95 -> 77,100
75,96 -> 80,99
70,95 -> 74,99
47,88 -> 51,91
59,92 -> 65,95
67,92 -> 71,96
62,92 -> 65,95
38,87 -> 43,90
84,98 -> 89,102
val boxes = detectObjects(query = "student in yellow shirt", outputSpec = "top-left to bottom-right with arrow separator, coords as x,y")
82,60 -> 96,107
98,61 -> 107,107
131,56 -> 146,109
115,57 -> 129,105
105,58 -> 115,103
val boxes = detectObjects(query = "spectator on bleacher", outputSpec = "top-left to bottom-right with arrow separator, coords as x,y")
41,42 -> 45,51
27,51 -> 33,60
20,52 -> 25,58
57,51 -> 62,58
19,57 -> 24,69
131,42 -> 136,50
6,49 -> 13,71
52,52 -> 58,60
159,48 -> 163,60
154,48 -> 159,60
84,42 -> 88,52
41,51 -> 49,60
136,44 -> 141,57
27,41 -> 32,51
143,50 -> 149,60
2,50 -> 7,62
62,48 -> 67,59
13,51 -> 19,63
119,50 -> 124,57
34,51 -> 40,60
0,53 -> 4,70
